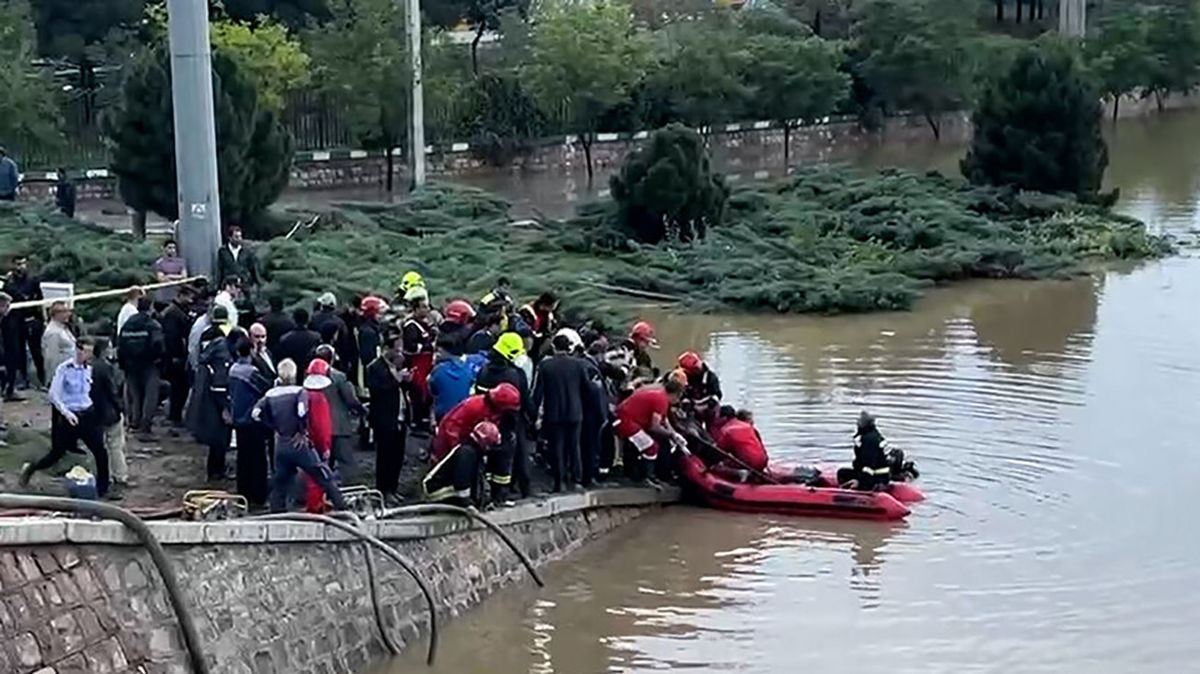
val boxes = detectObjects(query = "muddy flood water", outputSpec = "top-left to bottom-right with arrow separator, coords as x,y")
373,110 -> 1200,674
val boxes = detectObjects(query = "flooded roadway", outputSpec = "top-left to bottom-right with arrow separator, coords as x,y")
372,110 -> 1200,673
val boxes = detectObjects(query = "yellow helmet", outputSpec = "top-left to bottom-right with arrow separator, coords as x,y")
400,271 -> 425,293
493,332 -> 525,362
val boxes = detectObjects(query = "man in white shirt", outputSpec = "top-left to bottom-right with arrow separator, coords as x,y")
115,287 -> 145,336
213,279 -> 241,326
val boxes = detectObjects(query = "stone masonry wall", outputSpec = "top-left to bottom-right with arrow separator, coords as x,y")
0,500 -> 663,674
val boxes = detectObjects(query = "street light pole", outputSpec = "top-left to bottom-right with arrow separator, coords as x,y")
166,0 -> 222,280
407,0 -> 426,189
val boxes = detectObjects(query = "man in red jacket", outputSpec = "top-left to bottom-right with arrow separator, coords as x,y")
431,383 -> 522,463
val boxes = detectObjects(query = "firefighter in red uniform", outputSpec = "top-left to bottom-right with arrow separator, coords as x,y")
430,383 -> 522,464
614,378 -> 686,484
423,421 -> 502,506
710,405 -> 769,475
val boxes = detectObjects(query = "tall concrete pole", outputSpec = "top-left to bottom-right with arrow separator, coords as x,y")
167,0 -> 222,280
407,0 -> 426,188
1059,0 -> 1086,37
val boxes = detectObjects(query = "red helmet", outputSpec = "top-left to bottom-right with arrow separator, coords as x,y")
629,321 -> 657,347
444,299 -> 476,325
306,358 -> 330,377
360,296 -> 389,319
470,421 -> 502,448
677,351 -> 703,375
485,383 -> 521,412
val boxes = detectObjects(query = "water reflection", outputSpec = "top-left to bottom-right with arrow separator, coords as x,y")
374,111 -> 1200,674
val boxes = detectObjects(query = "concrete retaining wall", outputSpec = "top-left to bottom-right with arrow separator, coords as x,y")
0,488 -> 678,674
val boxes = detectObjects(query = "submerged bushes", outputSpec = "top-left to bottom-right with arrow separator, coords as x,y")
0,168 -> 1170,325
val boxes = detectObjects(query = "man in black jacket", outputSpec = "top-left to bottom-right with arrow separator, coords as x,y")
261,296 -> 295,356
159,286 -> 193,426
366,335 -> 407,499
533,332 -> 595,492
276,308 -> 321,375
92,338 -> 129,486
215,225 -> 259,290
117,296 -> 165,436
474,334 -> 533,502
3,255 -> 44,390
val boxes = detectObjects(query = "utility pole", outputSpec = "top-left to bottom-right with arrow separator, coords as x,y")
1059,0 -> 1085,37
166,0 -> 222,280
407,0 -> 426,189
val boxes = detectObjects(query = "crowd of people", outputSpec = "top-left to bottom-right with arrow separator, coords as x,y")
1,226 -> 900,510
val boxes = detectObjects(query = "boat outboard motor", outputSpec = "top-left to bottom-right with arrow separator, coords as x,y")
887,448 -> 919,481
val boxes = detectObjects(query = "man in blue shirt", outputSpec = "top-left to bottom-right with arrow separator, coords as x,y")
20,337 -> 120,499
0,148 -> 18,201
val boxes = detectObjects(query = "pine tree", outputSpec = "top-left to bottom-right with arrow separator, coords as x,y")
961,42 -> 1108,199
105,46 -> 293,236
610,124 -> 729,244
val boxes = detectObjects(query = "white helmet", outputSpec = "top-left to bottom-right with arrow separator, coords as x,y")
555,327 -> 584,353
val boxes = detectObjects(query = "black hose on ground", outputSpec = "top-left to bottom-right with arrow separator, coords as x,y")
381,504 -> 545,588
252,512 -> 440,665
328,512 -> 402,657
0,493 -> 210,674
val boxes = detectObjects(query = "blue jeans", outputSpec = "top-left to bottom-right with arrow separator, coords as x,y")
269,441 -> 348,512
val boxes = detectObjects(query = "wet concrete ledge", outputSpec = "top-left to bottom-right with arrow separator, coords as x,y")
0,488 -> 680,674
0,487 -> 680,547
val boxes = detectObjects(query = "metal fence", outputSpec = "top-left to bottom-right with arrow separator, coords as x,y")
10,85 -> 357,171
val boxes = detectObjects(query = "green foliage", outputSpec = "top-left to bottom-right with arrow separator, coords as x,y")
1085,8 -> 1154,121
1144,0 -> 1200,109
105,46 -> 294,232
851,0 -> 976,139
30,0 -> 144,64
462,72 -> 546,166
210,18 -> 312,112
144,5 -> 312,112
962,42 -> 1109,199
306,0 -> 408,187
523,0 -> 652,176
0,0 -> 63,156
644,12 -> 752,130
222,0 -> 332,29
0,202 -> 159,321
610,124 -> 729,243
742,31 -> 849,162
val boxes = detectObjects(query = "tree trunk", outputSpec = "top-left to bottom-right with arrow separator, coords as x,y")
132,210 -> 147,241
1028,0 -> 1035,21
1112,95 -> 1120,123
924,112 -> 941,140
471,24 -> 485,76
1037,0 -> 1045,20
1155,90 -> 1165,112
813,8 -> 822,36
783,123 -> 791,169
1016,0 -> 1023,23
582,134 -> 594,183
996,0 -> 1004,22
386,147 -> 395,193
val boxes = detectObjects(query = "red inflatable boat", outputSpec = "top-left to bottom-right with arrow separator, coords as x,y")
677,453 -> 915,521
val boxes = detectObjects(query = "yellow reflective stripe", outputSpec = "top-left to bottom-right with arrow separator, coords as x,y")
487,473 -> 512,485
861,466 -> 891,476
